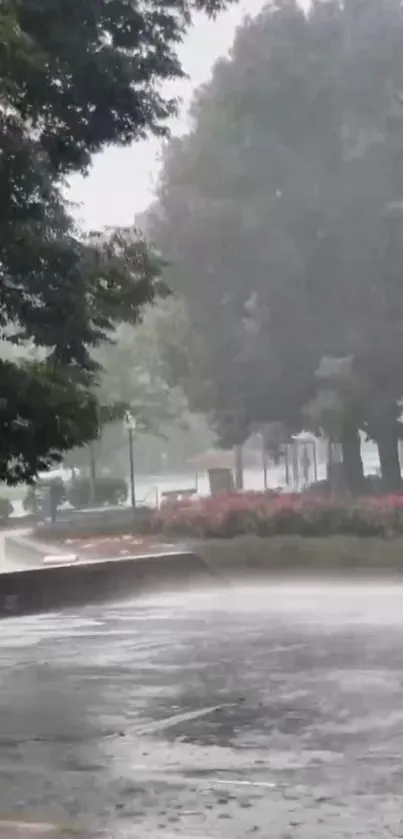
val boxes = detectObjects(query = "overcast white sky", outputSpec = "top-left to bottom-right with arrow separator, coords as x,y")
68,0 -> 266,231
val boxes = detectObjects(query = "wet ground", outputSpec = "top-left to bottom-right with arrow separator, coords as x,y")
0,581 -> 403,837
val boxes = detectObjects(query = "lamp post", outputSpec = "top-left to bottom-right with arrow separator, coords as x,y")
124,411 -> 137,509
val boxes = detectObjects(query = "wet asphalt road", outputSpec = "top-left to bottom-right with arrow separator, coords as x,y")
1,581 -> 403,837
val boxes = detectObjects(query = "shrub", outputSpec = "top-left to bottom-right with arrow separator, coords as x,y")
66,476 -> 128,508
304,474 -> 386,497
35,504 -> 155,541
303,479 -> 330,496
23,477 -> 66,513
0,497 -> 13,522
152,491 -> 403,539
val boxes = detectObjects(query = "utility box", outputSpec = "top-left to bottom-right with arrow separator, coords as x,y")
208,467 -> 235,495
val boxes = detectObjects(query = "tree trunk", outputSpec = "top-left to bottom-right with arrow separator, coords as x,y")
377,427 -> 402,493
262,440 -> 268,490
340,423 -> 365,495
234,445 -> 244,491
88,442 -> 97,506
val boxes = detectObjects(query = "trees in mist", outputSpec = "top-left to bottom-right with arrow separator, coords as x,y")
63,297 -> 215,475
148,0 -> 403,492
0,0 -> 237,483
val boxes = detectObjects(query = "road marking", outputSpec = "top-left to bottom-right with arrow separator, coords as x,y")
107,762 -> 278,793
213,778 -> 276,789
138,704 -> 235,734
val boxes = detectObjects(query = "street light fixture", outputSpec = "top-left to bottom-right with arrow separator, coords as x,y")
123,411 -> 137,509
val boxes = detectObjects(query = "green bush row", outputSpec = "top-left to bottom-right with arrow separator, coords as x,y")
24,475 -> 128,511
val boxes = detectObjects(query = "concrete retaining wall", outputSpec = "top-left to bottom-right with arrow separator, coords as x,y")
3,533 -> 403,621
0,551 -> 213,619
191,535 -> 403,575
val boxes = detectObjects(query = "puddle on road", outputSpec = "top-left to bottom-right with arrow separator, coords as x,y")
2,580 -> 403,646
127,579 -> 403,629
0,581 -> 403,837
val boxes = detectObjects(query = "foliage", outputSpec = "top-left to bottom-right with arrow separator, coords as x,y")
63,298 -> 215,474
23,476 -> 66,512
83,228 -> 167,349
0,158 -> 162,482
305,357 -> 360,440
1,0 -> 238,176
0,497 -> 13,522
0,360 -> 101,484
35,506 -> 155,541
0,0 -> 236,483
67,475 -> 128,508
148,0 -> 403,490
303,474 -> 384,497
94,301 -> 187,435
152,492 -> 403,539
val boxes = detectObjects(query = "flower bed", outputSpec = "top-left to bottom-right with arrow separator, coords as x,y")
152,491 -> 403,539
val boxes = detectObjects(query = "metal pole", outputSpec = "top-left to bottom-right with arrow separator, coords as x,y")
284,445 -> 290,486
89,442 -> 97,507
313,441 -> 318,483
128,427 -> 136,508
262,439 -> 268,491
234,444 -> 244,491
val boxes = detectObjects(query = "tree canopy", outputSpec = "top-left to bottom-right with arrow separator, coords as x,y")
0,0 -> 237,482
1,0 -> 237,175
149,0 -> 403,491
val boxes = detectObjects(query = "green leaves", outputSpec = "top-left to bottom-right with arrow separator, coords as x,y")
0,0 -> 237,482
149,0 -> 403,466
0,359 -> 99,484
83,227 -> 168,339
1,0 -> 239,175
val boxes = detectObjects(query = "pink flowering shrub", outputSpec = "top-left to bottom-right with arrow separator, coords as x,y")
152,491 -> 403,539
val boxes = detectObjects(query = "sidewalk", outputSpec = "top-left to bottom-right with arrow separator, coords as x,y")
2,529 -> 70,570
0,529 -> 27,570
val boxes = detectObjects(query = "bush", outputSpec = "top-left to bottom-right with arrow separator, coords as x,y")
0,496 -> 13,522
35,504 -> 155,541
303,479 -> 331,496
304,474 -> 386,496
23,477 -> 66,513
66,476 -> 128,508
152,491 -> 403,539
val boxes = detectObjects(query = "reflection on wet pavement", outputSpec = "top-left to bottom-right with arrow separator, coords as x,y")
0,582 -> 403,836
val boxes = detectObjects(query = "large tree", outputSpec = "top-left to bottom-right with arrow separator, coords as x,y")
0,0 -> 237,482
149,0 -> 403,491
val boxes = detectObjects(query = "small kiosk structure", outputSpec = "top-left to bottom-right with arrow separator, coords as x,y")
188,450 -> 236,496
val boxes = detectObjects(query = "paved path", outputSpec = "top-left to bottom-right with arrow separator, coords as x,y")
0,581 -> 403,837
0,528 -> 32,571
0,530 -> 13,570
